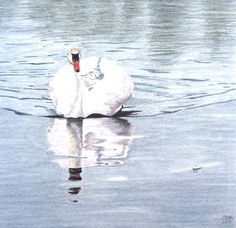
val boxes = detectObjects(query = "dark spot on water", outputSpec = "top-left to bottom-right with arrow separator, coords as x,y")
106,49 -> 124,53
185,99 -> 236,111
23,87 -> 48,91
68,187 -> 81,195
142,68 -> 167,74
25,62 -> 54,65
24,55 -> 38,58
160,109 -> 182,114
17,60 -> 27,63
1,108 -> 32,116
187,59 -> 212,64
21,97 -> 47,101
218,82 -> 236,85
192,166 -> 202,172
120,46 -> 141,50
152,51 -> 180,56
168,104 -> 194,109
47,54 -> 58,57
185,93 -> 207,97
0,95 -> 21,100
35,105 -> 50,109
180,78 -> 210,82
187,88 -> 236,100
0,61 -> 10,63
0,87 -> 20,93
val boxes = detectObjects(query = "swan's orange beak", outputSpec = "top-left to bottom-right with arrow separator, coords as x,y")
73,60 -> 80,72
71,52 -> 80,72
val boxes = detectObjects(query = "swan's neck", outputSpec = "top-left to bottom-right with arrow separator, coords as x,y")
74,72 -> 83,116
66,70 -> 84,117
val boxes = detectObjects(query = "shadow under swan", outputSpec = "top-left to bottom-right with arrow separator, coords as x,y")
48,117 -> 134,180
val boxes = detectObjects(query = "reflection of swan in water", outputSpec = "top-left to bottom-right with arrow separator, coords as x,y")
47,117 -> 133,173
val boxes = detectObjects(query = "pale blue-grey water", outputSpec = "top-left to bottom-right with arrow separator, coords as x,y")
0,0 -> 236,227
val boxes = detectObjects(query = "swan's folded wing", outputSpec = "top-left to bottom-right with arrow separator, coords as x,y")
82,58 -> 134,117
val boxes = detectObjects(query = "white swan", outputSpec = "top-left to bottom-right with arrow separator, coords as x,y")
50,48 -> 134,118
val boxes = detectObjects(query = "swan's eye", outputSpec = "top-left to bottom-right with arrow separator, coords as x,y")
72,53 -> 80,62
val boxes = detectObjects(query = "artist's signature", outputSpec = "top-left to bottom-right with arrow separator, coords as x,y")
221,215 -> 234,224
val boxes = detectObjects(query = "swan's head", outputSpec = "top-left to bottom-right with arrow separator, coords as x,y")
67,48 -> 81,72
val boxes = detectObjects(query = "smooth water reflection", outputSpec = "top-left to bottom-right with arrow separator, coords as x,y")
48,117 -> 135,201
48,117 -> 133,171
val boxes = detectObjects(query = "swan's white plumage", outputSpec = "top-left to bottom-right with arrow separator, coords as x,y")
50,56 -> 133,118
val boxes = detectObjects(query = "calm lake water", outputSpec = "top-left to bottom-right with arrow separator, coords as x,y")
1,0 -> 236,227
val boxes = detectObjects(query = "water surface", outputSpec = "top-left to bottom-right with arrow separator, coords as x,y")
0,0 -> 236,227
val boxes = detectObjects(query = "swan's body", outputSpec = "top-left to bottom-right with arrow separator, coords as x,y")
50,50 -> 133,118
